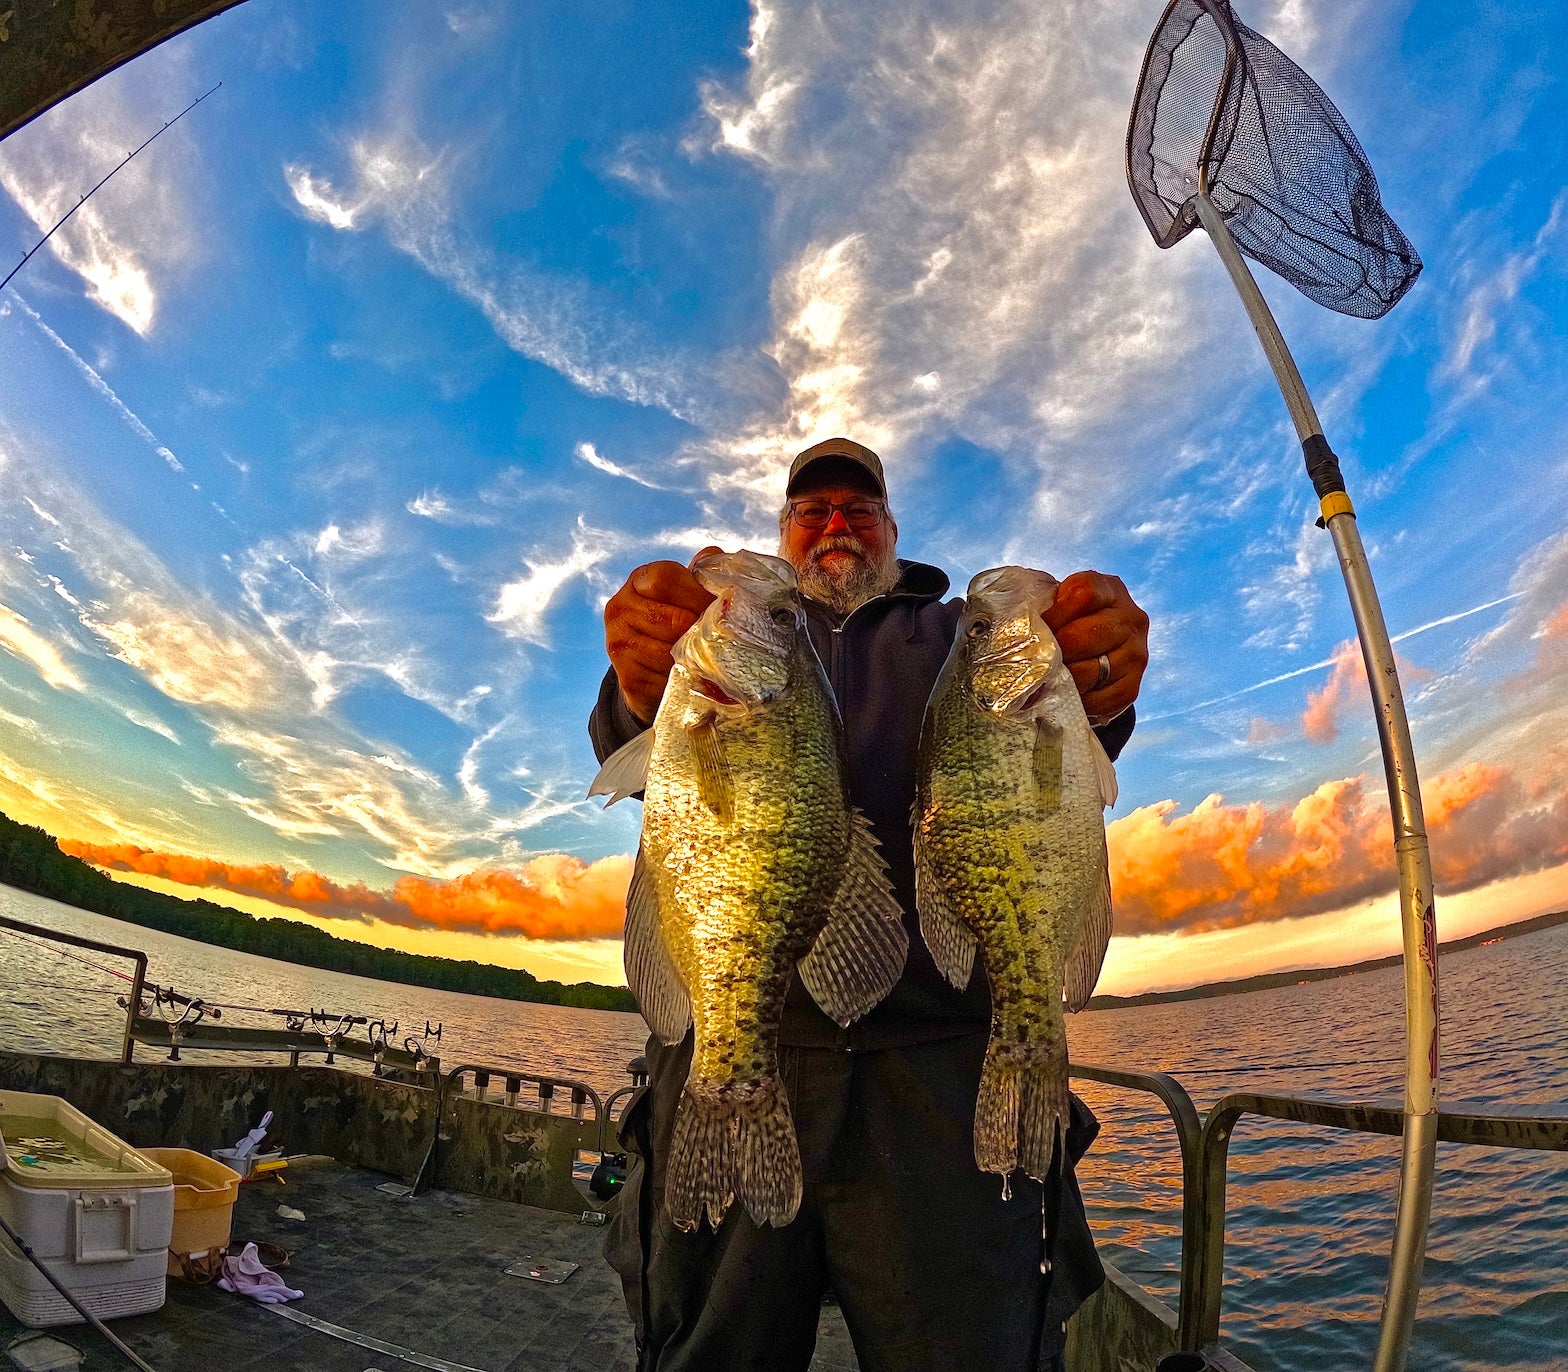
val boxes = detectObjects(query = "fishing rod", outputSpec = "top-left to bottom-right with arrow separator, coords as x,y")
0,1212 -> 161,1372
0,82 -> 221,296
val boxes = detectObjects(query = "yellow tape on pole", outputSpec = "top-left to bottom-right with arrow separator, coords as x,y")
1320,491 -> 1356,522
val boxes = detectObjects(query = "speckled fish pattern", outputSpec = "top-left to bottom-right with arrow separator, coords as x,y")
623,551 -> 906,1231
913,566 -> 1114,1183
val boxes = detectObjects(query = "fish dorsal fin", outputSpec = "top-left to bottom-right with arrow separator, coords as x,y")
913,823 -> 977,991
1063,842 -> 1113,1013
1033,717 -> 1063,811
623,853 -> 691,1044
797,809 -> 908,1027
588,729 -> 655,805
687,714 -> 732,821
1091,729 -> 1119,808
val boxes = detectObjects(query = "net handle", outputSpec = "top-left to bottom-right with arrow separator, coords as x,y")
1191,192 -> 1340,494
1192,187 -> 1440,1372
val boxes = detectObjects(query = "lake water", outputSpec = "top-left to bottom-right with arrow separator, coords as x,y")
2,883 -> 1565,1371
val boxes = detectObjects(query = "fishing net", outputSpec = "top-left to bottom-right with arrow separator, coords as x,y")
1126,0 -> 1421,319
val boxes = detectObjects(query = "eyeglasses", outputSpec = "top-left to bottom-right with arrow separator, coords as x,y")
787,498 -> 887,529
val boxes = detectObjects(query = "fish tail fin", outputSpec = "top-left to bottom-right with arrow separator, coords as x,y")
974,1040 -> 1068,1181
665,1078 -> 801,1232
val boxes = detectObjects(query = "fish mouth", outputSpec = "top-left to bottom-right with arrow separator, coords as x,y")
1019,679 -> 1052,712
693,676 -> 742,707
977,675 -> 1052,716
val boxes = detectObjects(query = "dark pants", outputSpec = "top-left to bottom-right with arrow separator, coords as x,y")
605,1030 -> 1102,1372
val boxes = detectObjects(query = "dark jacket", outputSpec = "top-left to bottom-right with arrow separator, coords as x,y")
588,557 -> 1136,1050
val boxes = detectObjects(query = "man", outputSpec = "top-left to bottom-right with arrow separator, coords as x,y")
591,438 -> 1150,1372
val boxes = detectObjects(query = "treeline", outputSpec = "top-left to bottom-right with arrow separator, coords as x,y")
0,810 -> 636,1013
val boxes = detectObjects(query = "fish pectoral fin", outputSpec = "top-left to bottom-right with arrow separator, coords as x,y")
623,852 -> 691,1044
1091,730 -> 1119,809
913,830 -> 977,991
687,715 -> 733,821
588,729 -> 655,805
798,809 -> 908,1027
1033,718 -> 1063,811
1063,850 -> 1113,1013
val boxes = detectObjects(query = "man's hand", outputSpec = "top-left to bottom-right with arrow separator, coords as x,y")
604,549 -> 722,726
1044,571 -> 1150,726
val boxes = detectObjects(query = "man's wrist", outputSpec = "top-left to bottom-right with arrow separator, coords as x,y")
614,685 -> 654,735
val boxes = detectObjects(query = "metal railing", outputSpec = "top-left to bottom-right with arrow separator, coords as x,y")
1071,1062 -> 1205,1340
441,1060 -> 605,1123
1191,1091 -> 1568,1350
1073,1061 -> 1568,1358
413,1061 -> 608,1194
0,913 -> 145,1065
3,913 -> 442,1075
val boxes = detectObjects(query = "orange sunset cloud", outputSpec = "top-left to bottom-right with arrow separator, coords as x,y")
1302,640 -> 1431,745
1107,756 -> 1568,935
59,841 -> 634,940
59,750 -> 1568,949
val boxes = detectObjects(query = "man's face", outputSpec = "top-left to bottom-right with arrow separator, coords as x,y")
780,474 -> 900,615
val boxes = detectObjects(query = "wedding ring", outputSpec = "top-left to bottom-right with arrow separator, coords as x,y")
1093,653 -> 1112,690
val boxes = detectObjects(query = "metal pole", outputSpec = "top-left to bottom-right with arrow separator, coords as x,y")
1193,190 -> 1440,1372
122,952 -> 146,1065
0,1213 -> 161,1372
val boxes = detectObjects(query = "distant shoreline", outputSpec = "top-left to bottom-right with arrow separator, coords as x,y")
7,803 -> 1562,1017
1084,908 -> 1568,1011
0,809 -> 638,1014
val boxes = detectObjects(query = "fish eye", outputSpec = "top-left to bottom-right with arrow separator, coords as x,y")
770,606 -> 797,627
967,618 -> 991,639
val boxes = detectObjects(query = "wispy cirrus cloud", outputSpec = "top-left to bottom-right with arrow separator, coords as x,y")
0,55 -> 203,334
284,142 -> 733,426
1437,190 -> 1567,399
10,297 -> 187,473
0,602 -> 83,692
489,518 -> 625,645
574,441 -> 667,490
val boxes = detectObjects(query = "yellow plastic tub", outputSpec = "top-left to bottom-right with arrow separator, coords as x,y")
138,1149 -> 241,1276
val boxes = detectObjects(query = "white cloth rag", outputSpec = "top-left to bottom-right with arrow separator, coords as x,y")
216,1241 -> 304,1303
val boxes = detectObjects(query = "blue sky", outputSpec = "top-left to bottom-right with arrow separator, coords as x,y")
1,0 -> 1565,994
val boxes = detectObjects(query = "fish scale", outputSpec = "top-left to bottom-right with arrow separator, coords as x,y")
591,550 -> 909,1232
914,566 -> 1116,1189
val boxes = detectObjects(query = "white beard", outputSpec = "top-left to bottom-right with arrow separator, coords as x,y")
785,535 -> 902,616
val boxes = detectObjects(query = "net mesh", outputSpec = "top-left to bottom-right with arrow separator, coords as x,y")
1127,0 -> 1420,319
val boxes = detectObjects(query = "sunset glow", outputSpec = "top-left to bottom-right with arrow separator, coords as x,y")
1,0 -> 1564,997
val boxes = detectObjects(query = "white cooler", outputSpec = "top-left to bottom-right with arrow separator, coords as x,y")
0,1089 -> 173,1327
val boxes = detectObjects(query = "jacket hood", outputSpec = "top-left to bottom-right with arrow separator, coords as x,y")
891,559 -> 950,600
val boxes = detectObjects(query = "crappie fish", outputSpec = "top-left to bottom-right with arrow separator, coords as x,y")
912,566 -> 1117,1182
590,550 -> 907,1231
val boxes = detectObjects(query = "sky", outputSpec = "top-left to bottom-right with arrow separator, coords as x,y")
0,0 -> 1565,998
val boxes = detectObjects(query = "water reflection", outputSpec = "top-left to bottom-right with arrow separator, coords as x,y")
1066,926 -> 1568,1371
3,885 -> 1566,1370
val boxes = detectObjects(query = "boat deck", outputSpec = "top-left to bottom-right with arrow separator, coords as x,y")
1,1158 -> 862,1372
